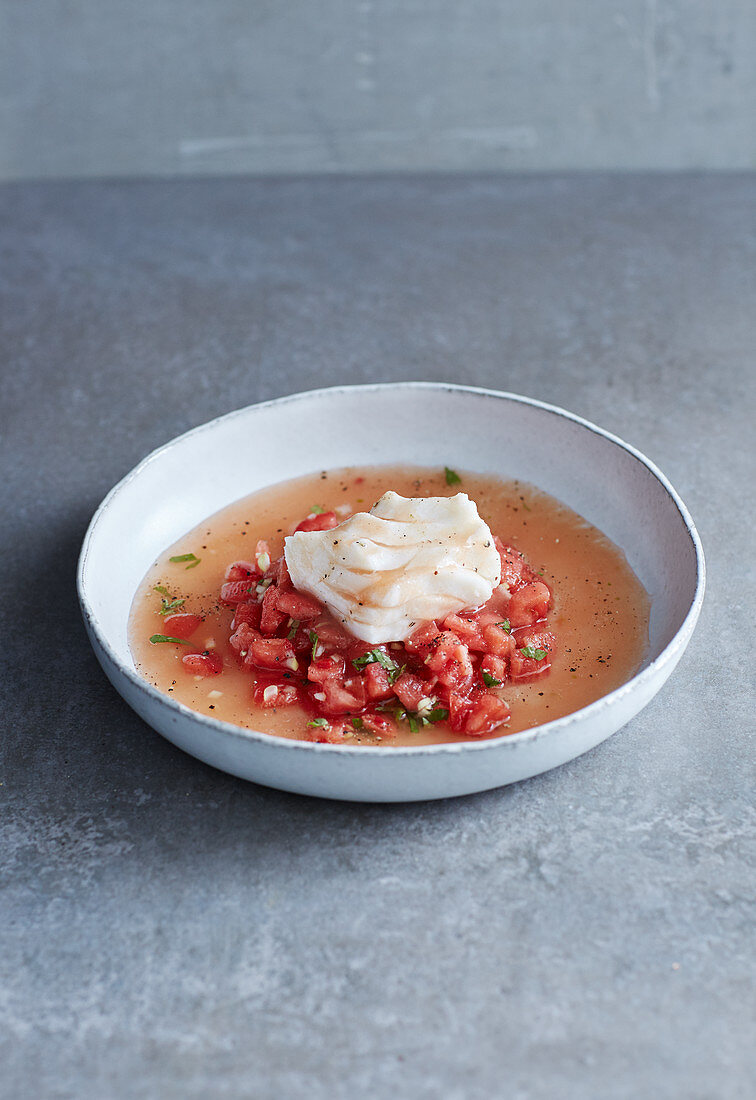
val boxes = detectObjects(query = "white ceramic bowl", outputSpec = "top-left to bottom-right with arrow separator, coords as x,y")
78,384 -> 704,802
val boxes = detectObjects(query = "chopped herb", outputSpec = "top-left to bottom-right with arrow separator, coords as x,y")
444,466 -> 462,485
496,619 -> 512,634
169,553 -> 201,569
308,630 -> 319,659
351,648 -> 404,684
159,598 -> 186,615
307,718 -> 329,728
520,645 -> 548,661
287,619 -> 300,640
311,505 -> 325,514
351,717 -> 364,730
482,670 -> 502,687
149,634 -> 191,645
400,706 -> 449,732
153,585 -> 186,615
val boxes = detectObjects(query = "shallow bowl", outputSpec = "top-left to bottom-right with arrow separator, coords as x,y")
78,383 -> 704,802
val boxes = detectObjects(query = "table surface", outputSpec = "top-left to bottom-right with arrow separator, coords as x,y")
1,174 -> 754,1100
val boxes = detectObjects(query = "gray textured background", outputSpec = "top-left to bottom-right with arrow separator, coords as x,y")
2,0 -> 756,180
1,173 -> 755,1098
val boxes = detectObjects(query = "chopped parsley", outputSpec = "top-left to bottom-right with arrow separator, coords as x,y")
308,630 -> 319,659
287,619 -> 300,640
307,717 -> 329,728
169,553 -> 201,569
520,645 -> 548,661
351,717 -> 364,730
149,634 -> 191,645
482,670 -> 502,687
444,466 -> 462,485
310,505 -> 325,514
496,619 -> 512,634
351,648 -> 405,684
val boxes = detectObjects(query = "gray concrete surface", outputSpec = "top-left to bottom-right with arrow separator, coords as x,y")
1,174 -> 754,1099
2,1 -> 756,180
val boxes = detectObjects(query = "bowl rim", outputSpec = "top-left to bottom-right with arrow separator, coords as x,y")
77,382 -> 706,757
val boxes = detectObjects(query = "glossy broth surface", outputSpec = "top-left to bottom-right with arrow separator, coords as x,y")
129,466 -> 650,745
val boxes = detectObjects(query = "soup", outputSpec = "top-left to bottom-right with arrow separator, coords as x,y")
129,466 -> 650,746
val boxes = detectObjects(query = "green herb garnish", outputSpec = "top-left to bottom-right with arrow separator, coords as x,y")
400,706 -> 449,732
287,619 -> 300,640
169,553 -> 201,569
496,619 -> 512,634
351,648 -> 404,684
161,598 -> 185,615
482,670 -> 502,687
444,466 -> 462,485
520,645 -> 548,661
153,585 -> 186,615
307,717 -> 329,728
308,630 -> 319,659
149,634 -> 191,645
351,717 -> 364,730
311,505 -> 325,514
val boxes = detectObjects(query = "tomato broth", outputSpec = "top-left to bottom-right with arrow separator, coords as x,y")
129,467 -> 650,746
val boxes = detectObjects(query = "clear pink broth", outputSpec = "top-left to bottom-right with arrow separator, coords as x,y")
129,466 -> 650,746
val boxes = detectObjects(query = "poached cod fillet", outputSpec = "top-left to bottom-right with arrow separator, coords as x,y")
284,491 -> 502,644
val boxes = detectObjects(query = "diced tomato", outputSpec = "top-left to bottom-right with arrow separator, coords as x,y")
311,620 -> 353,652
443,613 -> 487,651
162,612 -> 202,639
275,589 -> 323,621
361,712 -> 397,738
510,628 -> 555,682
245,636 -> 297,672
425,631 -> 474,692
220,579 -> 257,605
507,580 -> 551,628
253,681 -> 300,708
232,601 -> 262,629
449,688 -> 510,736
308,654 -> 347,684
260,586 -> 287,634
294,511 -> 340,533
393,672 -> 431,711
363,662 -> 394,702
287,623 -> 316,653
482,622 -> 515,659
481,654 -> 508,685
224,560 -> 257,582
404,621 -> 442,654
276,556 -> 292,590
182,650 -> 223,676
228,621 -> 259,655
305,720 -> 352,744
315,676 -> 366,715
495,538 -> 535,590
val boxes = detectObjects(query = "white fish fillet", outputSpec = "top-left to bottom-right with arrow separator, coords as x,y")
284,491 -> 501,643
